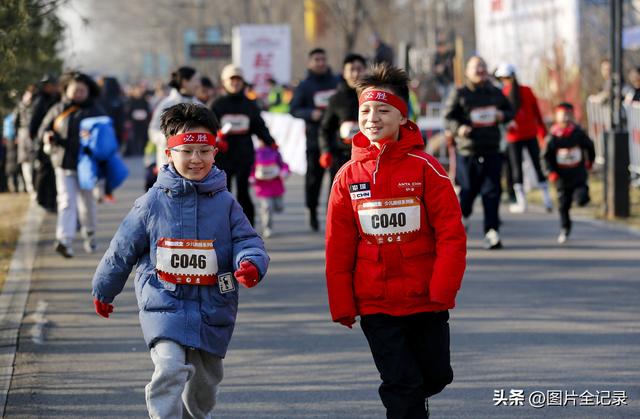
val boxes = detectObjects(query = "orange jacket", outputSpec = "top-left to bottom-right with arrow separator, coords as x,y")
325,121 -> 466,321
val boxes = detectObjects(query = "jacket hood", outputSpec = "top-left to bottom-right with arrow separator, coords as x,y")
156,163 -> 228,196
351,120 -> 424,161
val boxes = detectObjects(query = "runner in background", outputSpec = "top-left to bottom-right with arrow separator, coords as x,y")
290,48 -> 339,231
318,53 -> 367,185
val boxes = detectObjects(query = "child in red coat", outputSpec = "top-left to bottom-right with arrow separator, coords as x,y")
325,64 -> 467,418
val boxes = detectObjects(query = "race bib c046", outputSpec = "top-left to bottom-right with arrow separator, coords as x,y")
357,197 -> 422,244
156,238 -> 218,285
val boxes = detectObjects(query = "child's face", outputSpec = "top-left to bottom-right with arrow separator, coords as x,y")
165,127 -> 218,181
554,108 -> 573,126
358,88 -> 407,144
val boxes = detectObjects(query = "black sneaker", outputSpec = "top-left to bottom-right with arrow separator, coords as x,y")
54,241 -> 74,258
308,209 -> 319,232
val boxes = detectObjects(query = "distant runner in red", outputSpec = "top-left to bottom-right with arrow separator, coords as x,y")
325,64 -> 467,419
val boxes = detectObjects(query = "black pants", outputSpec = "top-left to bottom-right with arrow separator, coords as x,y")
506,138 -> 546,185
223,163 -> 254,225
328,152 -> 351,190
305,148 -> 326,212
361,311 -> 453,419
557,183 -> 590,232
456,153 -> 503,232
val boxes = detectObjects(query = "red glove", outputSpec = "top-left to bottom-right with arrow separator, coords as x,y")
216,133 -> 229,153
270,142 -> 279,150
234,260 -> 260,288
548,171 -> 559,183
337,316 -> 356,329
584,160 -> 593,170
94,298 -> 114,318
319,152 -> 332,169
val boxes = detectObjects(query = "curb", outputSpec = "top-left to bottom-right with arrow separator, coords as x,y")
0,202 -> 45,417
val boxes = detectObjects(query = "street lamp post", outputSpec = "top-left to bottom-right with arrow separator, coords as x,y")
607,0 -> 630,218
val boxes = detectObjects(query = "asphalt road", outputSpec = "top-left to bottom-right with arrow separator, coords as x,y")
3,157 -> 639,418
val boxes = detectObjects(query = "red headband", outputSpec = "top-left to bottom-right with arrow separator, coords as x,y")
167,132 -> 216,149
358,89 -> 408,117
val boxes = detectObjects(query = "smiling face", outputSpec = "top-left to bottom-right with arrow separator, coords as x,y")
165,127 -> 218,181
358,87 -> 407,145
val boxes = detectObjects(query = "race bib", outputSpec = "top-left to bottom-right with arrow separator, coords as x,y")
132,109 -> 148,121
556,146 -> 582,168
254,163 -> 280,180
156,238 -> 218,285
220,114 -> 250,134
357,197 -> 421,244
470,106 -> 497,127
313,89 -> 336,109
339,121 -> 359,144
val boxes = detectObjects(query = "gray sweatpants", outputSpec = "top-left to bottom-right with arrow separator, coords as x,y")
145,339 -> 223,419
258,196 -> 284,231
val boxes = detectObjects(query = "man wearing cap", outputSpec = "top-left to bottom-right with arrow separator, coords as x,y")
444,56 -> 514,249
290,48 -> 339,231
211,64 -> 276,226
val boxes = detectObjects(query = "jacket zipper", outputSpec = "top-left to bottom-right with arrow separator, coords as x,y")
372,144 -> 388,185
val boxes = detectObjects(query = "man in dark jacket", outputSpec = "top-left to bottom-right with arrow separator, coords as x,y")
211,64 -> 276,226
30,74 -> 60,212
318,53 -> 366,184
290,48 -> 339,231
444,56 -> 514,249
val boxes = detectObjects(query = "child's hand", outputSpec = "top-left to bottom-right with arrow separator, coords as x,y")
94,298 -> 114,318
548,171 -> 559,183
234,260 -> 260,288
336,316 -> 356,329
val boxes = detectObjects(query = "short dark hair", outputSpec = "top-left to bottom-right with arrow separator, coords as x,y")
60,71 -> 100,99
555,102 -> 574,112
168,66 -> 197,89
160,103 -> 220,138
308,48 -> 326,57
355,63 -> 409,103
343,53 -> 366,68
200,76 -> 214,89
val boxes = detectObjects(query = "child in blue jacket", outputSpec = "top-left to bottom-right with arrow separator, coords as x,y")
91,103 -> 269,418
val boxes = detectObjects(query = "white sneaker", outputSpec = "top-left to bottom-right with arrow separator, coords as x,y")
484,229 -> 502,249
263,227 -> 272,239
509,202 -> 526,213
83,233 -> 97,254
557,229 -> 569,244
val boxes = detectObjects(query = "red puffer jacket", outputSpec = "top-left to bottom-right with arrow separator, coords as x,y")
325,121 -> 466,321
502,85 -> 547,142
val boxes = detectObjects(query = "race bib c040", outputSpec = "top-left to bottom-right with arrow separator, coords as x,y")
357,197 -> 422,244
156,238 -> 218,285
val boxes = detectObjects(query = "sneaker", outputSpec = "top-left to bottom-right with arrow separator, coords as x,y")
263,227 -> 272,239
307,209 -> 319,232
103,194 -> 116,204
484,229 -> 502,249
83,233 -> 97,254
509,202 -> 526,214
54,241 -> 74,258
557,229 -> 569,244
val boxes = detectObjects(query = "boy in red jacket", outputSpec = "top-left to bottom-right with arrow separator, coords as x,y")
325,64 -> 467,418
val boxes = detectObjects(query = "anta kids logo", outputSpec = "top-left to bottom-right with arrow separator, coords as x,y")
349,182 -> 371,200
397,181 -> 422,193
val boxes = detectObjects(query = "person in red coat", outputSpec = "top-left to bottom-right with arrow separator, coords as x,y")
495,63 -> 553,213
325,63 -> 467,419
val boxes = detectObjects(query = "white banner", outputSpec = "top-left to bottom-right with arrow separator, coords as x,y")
260,112 -> 307,176
232,25 -> 291,97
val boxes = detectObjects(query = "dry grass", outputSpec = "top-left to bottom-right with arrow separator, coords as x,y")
0,193 -> 30,292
